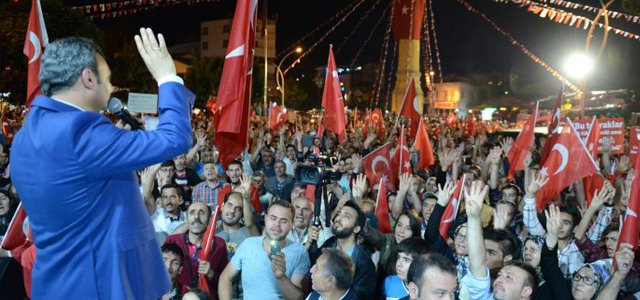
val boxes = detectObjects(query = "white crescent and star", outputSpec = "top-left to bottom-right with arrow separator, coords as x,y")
412,96 -> 420,113
551,144 -> 569,175
371,156 -> 390,176
28,31 -> 41,64
442,197 -> 458,223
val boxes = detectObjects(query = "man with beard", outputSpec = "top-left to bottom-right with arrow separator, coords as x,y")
218,200 -> 310,300
403,253 -> 458,300
215,191 -> 260,257
164,202 -> 228,296
310,201 -> 376,300
462,180 -> 538,300
219,160 -> 262,215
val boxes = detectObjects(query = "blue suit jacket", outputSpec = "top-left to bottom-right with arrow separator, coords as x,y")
10,82 -> 194,299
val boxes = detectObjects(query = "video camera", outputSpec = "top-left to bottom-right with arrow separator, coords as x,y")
295,153 -> 342,185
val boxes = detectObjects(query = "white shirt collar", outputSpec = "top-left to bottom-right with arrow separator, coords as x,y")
50,97 -> 85,112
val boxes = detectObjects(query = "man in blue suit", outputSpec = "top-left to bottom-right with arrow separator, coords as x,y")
10,28 -> 194,299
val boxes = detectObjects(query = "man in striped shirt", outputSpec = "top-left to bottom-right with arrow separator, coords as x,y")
192,161 -> 227,208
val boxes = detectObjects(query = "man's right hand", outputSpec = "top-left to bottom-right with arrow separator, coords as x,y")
134,28 -> 177,82
464,180 -> 488,220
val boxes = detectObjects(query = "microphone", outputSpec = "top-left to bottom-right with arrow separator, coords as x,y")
107,97 -> 144,131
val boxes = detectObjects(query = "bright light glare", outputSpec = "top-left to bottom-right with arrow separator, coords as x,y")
564,53 -> 594,80
295,47 -> 302,53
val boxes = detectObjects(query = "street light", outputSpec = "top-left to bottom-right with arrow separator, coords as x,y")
564,53 -> 594,80
275,47 -> 302,107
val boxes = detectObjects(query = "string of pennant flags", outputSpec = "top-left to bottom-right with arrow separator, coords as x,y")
493,0 -> 640,25
71,0 -> 220,20
456,0 -> 582,93
492,0 -> 640,43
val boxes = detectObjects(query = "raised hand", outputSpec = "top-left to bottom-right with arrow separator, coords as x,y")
613,243 -> 635,279
195,129 -> 207,147
351,153 -> 362,173
235,172 -> 252,200
437,180 -> 456,207
526,171 -> 549,197
464,180 -> 489,219
544,204 -> 561,247
352,173 -> 367,201
493,204 -> 511,230
133,28 -> 176,82
488,146 -> 502,166
500,137 -> 513,156
616,155 -> 630,174
398,173 -> 411,193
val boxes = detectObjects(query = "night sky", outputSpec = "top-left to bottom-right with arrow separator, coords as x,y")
84,0 -> 640,95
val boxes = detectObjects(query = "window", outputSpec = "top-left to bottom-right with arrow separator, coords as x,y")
223,24 -> 230,33
202,27 -> 208,36
222,40 -> 229,48
202,42 -> 208,50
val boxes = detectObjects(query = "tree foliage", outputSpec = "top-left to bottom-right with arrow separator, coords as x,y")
0,0 -> 103,104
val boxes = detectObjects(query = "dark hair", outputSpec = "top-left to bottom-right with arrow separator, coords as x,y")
504,260 -> 539,291
160,183 -> 183,199
407,253 -> 457,288
161,160 -> 175,168
396,211 -> 421,239
161,243 -> 185,266
321,248 -> 355,290
184,288 -> 213,300
227,160 -> 243,169
268,200 -> 295,221
397,237 -> 429,258
342,201 -> 366,230
501,183 -> 522,197
560,205 -> 582,227
484,228 -> 517,257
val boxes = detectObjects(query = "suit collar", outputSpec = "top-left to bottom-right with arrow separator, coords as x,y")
31,95 -> 85,112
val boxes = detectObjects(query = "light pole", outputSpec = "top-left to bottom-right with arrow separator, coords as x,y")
275,47 -> 302,107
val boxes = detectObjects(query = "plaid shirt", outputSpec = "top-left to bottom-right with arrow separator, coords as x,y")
586,206 -> 613,244
191,181 -> 226,207
523,196 -> 585,278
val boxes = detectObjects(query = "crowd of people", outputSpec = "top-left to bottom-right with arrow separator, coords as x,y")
0,29 -> 638,300
2,97 -> 639,300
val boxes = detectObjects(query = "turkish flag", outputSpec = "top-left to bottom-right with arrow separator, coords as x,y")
399,78 -> 421,138
375,178 -> 392,233
616,154 -> 640,252
540,84 -> 564,165
414,118 -> 435,170
1,114 -> 13,144
439,175 -> 466,241
535,119 -> 599,211
197,203 -> 220,292
392,127 -> 412,180
269,102 -> 287,130
214,0 -> 258,168
372,108 -> 385,138
445,112 -> 457,125
362,143 -> 396,190
23,0 -> 49,107
507,101 -> 538,180
320,46 -> 347,143
581,117 -> 603,206
465,116 -> 476,137
1,203 -> 28,251
391,0 -> 425,40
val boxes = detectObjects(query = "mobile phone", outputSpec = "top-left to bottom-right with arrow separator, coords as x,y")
270,240 -> 280,257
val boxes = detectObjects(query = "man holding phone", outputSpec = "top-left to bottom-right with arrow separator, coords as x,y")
218,200 -> 310,300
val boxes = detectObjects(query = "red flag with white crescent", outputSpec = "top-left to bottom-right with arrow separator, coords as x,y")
399,78 -> 421,138
540,84 -> 564,165
24,0 -> 49,107
362,143 -> 396,190
391,126 -> 411,180
535,119 -> 599,211
439,175 -> 466,241
413,118 -> 434,169
214,0 -> 258,168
